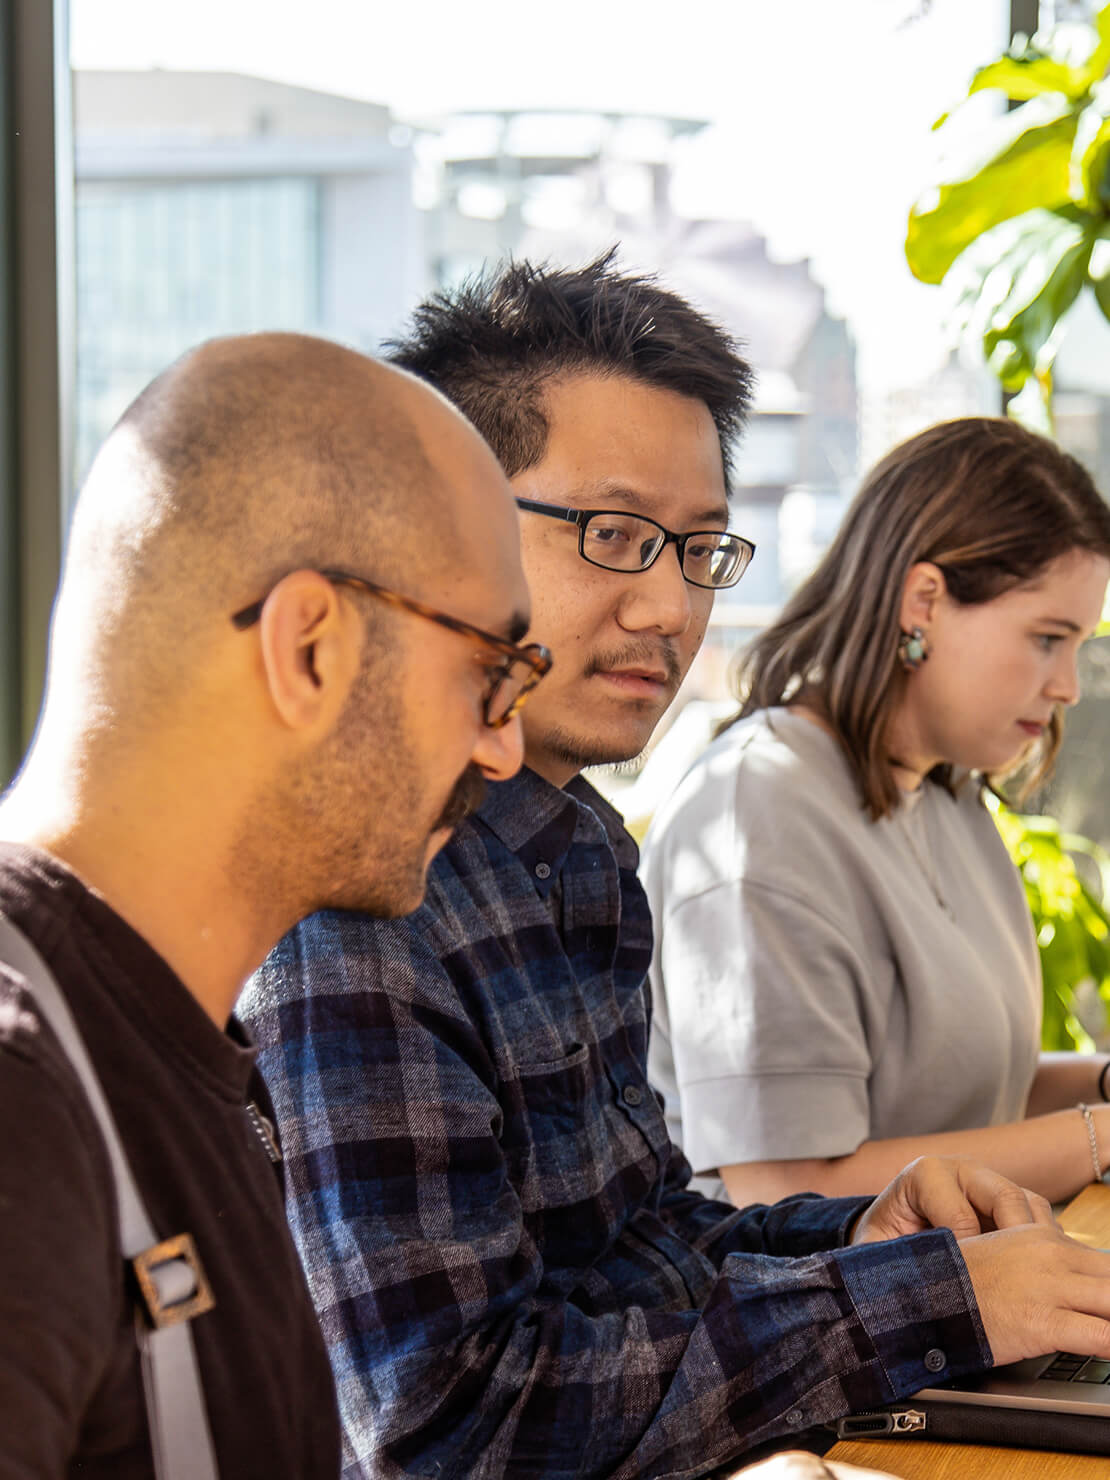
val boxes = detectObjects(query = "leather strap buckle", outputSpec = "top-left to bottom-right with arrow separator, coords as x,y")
132,1233 -> 215,1329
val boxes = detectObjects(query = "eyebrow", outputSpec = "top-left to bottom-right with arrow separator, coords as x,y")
566,483 -> 731,528
1037,616 -> 1082,633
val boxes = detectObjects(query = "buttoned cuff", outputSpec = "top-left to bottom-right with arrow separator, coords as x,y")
835,1228 -> 991,1399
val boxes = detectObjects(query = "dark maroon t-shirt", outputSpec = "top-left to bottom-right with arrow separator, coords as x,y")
0,843 -> 341,1478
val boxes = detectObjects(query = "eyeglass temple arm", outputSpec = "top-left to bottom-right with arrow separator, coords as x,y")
231,600 -> 264,630
514,498 -> 583,525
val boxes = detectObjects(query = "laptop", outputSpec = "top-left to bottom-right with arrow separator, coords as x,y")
834,1349 -> 1110,1449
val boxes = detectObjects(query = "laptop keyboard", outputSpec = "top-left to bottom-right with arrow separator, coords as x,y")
1039,1353 -> 1110,1384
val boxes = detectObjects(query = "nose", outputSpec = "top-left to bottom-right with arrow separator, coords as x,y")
616,543 -> 694,636
471,711 -> 524,781
1046,650 -> 1081,708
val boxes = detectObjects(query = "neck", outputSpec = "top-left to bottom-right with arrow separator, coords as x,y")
793,698 -> 935,793
889,760 -> 928,793
884,704 -> 941,794
523,752 -> 580,790
0,777 -> 286,1028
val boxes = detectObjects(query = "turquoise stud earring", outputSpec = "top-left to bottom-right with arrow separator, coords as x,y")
898,626 -> 929,671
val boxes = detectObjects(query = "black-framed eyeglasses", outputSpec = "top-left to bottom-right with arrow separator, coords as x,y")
231,568 -> 552,729
515,498 -> 755,590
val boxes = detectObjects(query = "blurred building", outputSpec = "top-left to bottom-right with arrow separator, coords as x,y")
416,109 -> 703,285
647,220 -> 858,610
73,69 -> 424,494
73,76 -> 858,616
420,108 -> 859,609
858,352 -> 999,473
1051,290 -> 1110,499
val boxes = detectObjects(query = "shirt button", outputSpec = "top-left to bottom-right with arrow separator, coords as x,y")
924,1348 -> 947,1373
784,1408 -> 804,1427
534,862 -> 551,880
622,1085 -> 643,1107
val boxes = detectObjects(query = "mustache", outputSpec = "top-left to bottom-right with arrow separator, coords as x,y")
583,639 -> 681,687
433,763 -> 487,834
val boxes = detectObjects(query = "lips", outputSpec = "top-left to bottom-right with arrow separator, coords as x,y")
583,641 -> 681,694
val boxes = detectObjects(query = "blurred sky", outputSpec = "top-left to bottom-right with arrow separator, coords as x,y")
70,0 -> 1010,391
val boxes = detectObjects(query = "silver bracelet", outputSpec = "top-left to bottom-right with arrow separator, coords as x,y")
1078,1102 -> 1103,1183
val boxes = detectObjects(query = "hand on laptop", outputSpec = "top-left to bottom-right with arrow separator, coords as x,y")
850,1154 -> 1054,1245
849,1154 -> 1110,1368
958,1222 -> 1110,1368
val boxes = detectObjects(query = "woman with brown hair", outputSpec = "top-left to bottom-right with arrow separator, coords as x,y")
641,416 -> 1110,1206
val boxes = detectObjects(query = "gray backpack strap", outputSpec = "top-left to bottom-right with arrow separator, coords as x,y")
0,915 -> 220,1480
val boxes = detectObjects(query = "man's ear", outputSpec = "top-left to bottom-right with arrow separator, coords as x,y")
255,571 -> 359,731
899,561 -> 947,635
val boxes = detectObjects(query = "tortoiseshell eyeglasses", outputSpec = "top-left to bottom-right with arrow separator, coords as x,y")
232,568 -> 552,729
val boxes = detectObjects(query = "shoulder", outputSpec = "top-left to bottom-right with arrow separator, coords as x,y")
0,967 -> 124,1442
659,709 -> 855,821
0,963 -> 111,1164
0,961 -> 117,1270
643,708 -> 865,900
0,961 -> 85,1096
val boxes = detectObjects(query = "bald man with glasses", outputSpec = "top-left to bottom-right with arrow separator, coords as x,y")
0,332 -> 542,1477
241,258 -> 1110,1480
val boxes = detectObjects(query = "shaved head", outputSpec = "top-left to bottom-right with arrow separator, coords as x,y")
1,330 -> 530,1007
0,328 -> 535,1030
52,333 -> 469,727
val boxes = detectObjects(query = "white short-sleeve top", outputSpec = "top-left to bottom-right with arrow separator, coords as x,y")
641,707 -> 1041,1195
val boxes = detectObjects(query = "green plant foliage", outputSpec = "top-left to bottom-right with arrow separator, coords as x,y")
968,8 -> 1110,106
1070,79 -> 1110,203
990,797 -> 1110,1051
946,206 -> 1093,388
906,3 -> 1110,421
906,99 -> 1077,285
968,55 -> 1095,105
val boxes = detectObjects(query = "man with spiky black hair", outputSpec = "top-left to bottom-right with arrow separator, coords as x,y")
242,257 -> 1110,1480
376,250 -> 753,783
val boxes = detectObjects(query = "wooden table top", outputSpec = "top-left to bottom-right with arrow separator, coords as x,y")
826,1182 -> 1110,1479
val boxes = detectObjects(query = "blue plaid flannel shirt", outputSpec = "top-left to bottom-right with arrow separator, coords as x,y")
241,768 -> 991,1480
